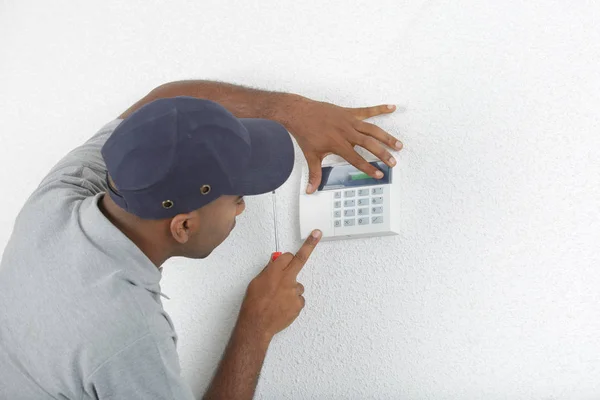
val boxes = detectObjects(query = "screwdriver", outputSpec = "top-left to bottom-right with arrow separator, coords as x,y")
271,190 -> 282,261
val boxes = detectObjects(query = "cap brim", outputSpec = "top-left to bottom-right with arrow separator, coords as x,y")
227,118 -> 295,196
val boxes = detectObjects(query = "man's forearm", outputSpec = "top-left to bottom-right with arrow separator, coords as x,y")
203,318 -> 271,400
119,80 -> 304,125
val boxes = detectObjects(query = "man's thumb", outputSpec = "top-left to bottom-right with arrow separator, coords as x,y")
306,156 -> 322,194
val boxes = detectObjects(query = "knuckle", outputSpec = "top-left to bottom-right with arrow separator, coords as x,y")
363,136 -> 379,149
377,147 -> 390,159
360,161 -> 375,172
298,283 -> 305,294
359,121 -> 374,133
374,126 -> 388,139
355,135 -> 369,147
352,119 -> 365,130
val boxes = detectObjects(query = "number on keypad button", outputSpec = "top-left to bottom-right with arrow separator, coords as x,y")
372,206 -> 383,214
344,209 -> 355,217
357,207 -> 369,216
344,219 -> 355,227
358,198 -> 369,206
358,189 -> 369,196
344,199 -> 355,207
358,218 -> 369,226
344,190 -> 355,198
371,196 -> 383,205
372,187 -> 384,195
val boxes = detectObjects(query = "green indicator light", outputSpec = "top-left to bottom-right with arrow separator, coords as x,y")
349,172 -> 371,181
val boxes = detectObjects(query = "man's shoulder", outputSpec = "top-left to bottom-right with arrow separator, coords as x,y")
18,119 -> 123,217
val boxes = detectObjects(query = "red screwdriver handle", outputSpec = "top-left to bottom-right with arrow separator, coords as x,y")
271,252 -> 282,262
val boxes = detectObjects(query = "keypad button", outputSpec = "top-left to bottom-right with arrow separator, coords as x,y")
372,216 -> 383,224
344,190 -> 356,198
334,191 -> 342,199
357,198 -> 369,206
344,199 -> 355,207
343,209 -> 355,217
344,219 -> 355,227
334,210 -> 341,218
334,201 -> 341,208
372,206 -> 383,214
358,189 -> 369,196
334,220 -> 342,228
372,196 -> 383,205
357,207 -> 369,216
358,217 -> 369,226
372,187 -> 384,195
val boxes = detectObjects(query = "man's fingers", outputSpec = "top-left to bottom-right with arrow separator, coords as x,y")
285,230 -> 322,277
346,104 -> 396,120
341,148 -> 383,180
357,136 -> 396,169
296,283 -> 305,296
356,121 -> 403,151
305,155 -> 322,194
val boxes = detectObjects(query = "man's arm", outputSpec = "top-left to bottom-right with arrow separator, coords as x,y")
202,316 -> 270,400
203,230 -> 321,400
119,80 -> 296,122
120,80 -> 403,193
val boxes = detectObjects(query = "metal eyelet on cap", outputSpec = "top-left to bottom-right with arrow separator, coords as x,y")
162,200 -> 174,209
200,185 -> 211,195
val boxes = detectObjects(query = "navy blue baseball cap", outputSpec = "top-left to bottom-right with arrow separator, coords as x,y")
101,96 -> 295,219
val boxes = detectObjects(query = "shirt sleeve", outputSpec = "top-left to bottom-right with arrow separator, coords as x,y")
83,333 -> 196,400
37,119 -> 122,197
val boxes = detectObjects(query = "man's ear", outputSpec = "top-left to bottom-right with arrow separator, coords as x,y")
170,213 -> 193,244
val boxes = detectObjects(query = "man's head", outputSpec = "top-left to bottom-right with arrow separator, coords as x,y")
101,97 -> 294,260
167,194 -> 246,259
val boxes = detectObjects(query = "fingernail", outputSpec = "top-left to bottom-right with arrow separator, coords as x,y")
306,184 -> 313,193
389,157 -> 396,166
375,171 -> 384,179
311,230 -> 322,239
395,141 -> 403,150
387,104 -> 396,110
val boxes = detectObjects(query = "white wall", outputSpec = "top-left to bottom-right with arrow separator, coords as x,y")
2,1 -> 600,398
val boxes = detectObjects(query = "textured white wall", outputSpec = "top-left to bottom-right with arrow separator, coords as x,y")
2,1 -> 600,398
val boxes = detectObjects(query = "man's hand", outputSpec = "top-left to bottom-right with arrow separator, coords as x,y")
203,230 -> 321,400
238,229 -> 322,341
284,98 -> 403,193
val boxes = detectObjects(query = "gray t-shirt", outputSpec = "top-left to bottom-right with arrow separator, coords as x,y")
0,120 -> 196,399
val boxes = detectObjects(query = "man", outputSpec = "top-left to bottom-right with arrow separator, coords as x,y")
0,81 -> 401,399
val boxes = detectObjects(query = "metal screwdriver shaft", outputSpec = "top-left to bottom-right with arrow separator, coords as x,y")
271,190 -> 282,261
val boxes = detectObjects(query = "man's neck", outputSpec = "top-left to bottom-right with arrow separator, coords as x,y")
99,194 -> 172,268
